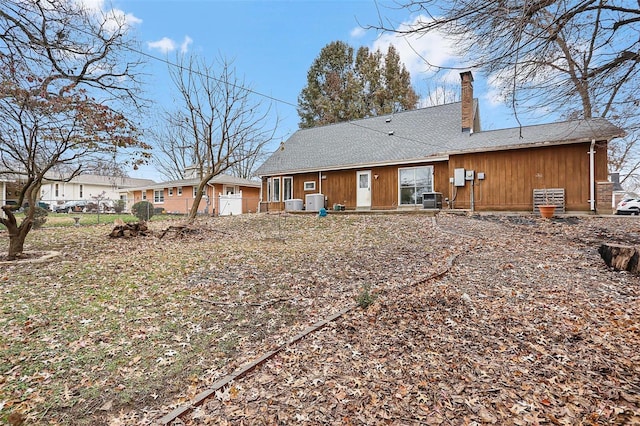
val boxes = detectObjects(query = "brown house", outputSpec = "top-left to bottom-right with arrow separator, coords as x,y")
120,174 -> 261,216
256,72 -> 624,214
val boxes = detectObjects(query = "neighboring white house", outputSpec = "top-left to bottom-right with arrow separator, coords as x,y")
39,174 -> 155,208
0,177 -> 13,218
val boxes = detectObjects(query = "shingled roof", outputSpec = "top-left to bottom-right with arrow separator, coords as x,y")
120,173 -> 260,192
256,101 -> 624,176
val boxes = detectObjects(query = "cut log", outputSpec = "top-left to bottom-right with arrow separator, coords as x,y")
109,222 -> 150,238
158,225 -> 200,239
598,243 -> 640,273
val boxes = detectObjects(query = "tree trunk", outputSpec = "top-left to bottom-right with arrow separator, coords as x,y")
1,206 -> 33,261
188,173 -> 215,221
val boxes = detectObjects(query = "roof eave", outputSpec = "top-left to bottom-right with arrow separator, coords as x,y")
256,155 -> 450,177
449,134 -> 621,156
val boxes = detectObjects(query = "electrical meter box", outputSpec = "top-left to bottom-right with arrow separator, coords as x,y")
454,168 -> 466,187
465,170 -> 475,181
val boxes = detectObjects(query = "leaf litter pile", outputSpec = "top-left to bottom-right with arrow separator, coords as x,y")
1,213 -> 639,425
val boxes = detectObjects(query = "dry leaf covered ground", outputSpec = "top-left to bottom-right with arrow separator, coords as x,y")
1,213 -> 639,425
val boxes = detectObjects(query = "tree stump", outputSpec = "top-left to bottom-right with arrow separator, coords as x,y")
109,222 -> 149,238
598,243 -> 640,273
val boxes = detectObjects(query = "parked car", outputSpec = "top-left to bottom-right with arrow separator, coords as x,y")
615,198 -> 640,215
53,200 -> 88,213
20,201 -> 50,211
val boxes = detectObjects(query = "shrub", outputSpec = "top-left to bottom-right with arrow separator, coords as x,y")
356,283 -> 377,309
113,199 -> 126,214
32,206 -> 49,229
131,201 -> 155,222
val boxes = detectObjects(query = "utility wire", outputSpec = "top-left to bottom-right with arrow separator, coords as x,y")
127,44 -> 299,109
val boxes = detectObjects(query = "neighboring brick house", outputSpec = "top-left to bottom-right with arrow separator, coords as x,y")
256,71 -> 624,214
120,173 -> 261,216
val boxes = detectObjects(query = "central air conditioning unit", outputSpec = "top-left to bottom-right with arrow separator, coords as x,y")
422,192 -> 443,209
305,193 -> 325,212
284,198 -> 303,211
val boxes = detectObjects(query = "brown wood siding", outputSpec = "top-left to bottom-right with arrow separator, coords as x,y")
260,140 -> 607,212
263,162 -> 448,211
448,141 -> 608,211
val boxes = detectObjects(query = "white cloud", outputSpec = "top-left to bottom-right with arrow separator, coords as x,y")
147,36 -> 192,54
372,15 -> 460,82
350,26 -> 366,39
72,0 -> 142,34
75,0 -> 103,13
180,36 -> 193,54
148,37 -> 177,54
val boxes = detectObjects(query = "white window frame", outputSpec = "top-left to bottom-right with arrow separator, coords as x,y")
79,184 -> 83,198
192,186 -> 197,198
177,187 -> 183,196
154,189 -> 164,203
168,188 -> 174,197
283,177 -> 293,201
223,185 -> 237,195
272,177 -> 281,202
142,191 -> 147,200
266,178 -> 271,202
304,181 -> 316,191
398,166 -> 434,206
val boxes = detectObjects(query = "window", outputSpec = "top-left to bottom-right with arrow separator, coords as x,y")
224,185 -> 236,195
399,166 -> 433,205
304,181 -> 316,191
154,190 -> 164,203
283,177 -> 293,201
168,188 -> 174,196
266,178 -> 271,202
142,191 -> 147,200
192,186 -> 197,198
55,183 -> 59,197
79,184 -> 83,198
272,177 -> 281,202
177,187 -> 183,196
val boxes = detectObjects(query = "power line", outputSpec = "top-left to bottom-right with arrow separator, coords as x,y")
127,44 -> 299,109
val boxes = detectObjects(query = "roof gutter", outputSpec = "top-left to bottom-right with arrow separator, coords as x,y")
256,155 -> 450,178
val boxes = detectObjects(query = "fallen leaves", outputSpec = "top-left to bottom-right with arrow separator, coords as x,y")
160,214 -> 639,425
2,213 -> 640,425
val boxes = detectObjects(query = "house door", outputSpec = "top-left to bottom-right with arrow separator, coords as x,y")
356,170 -> 371,209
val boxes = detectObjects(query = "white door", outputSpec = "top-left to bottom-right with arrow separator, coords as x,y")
356,170 -> 371,209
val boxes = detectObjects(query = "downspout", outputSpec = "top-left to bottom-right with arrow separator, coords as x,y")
318,171 -> 322,194
589,139 -> 596,212
258,178 -> 263,213
207,182 -> 216,216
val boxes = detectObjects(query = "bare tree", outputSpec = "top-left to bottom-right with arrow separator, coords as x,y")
0,0 -> 148,260
166,54 -> 276,220
370,0 -> 639,186
151,114 -> 200,181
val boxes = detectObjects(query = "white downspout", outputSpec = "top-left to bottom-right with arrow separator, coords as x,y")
589,139 -> 596,212
318,171 -> 322,194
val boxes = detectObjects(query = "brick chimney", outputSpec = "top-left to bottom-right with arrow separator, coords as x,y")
460,71 -> 474,132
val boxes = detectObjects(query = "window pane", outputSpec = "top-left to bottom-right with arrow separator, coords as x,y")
399,169 -> 414,186
283,177 -> 292,200
359,173 -> 369,189
273,178 -> 280,202
399,166 -> 433,205
400,187 -> 415,204
415,168 -> 431,187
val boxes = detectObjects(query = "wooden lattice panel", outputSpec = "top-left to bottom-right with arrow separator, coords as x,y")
533,188 -> 565,214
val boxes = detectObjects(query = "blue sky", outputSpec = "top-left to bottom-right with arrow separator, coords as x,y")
94,0 -> 533,181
